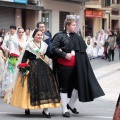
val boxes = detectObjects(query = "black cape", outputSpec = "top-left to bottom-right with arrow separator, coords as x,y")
52,31 -> 105,102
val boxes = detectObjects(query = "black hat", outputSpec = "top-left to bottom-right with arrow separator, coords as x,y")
9,25 -> 16,30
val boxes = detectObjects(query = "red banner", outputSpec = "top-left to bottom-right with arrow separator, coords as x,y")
85,10 -> 103,18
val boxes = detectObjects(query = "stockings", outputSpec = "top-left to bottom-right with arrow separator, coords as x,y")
68,89 -> 78,109
60,89 -> 78,113
43,108 -> 49,114
60,93 -> 68,113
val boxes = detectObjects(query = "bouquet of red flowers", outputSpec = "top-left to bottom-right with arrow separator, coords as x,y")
18,63 -> 30,86
8,53 -> 19,73
9,53 -> 19,65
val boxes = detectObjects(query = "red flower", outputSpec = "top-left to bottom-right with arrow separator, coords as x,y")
18,63 -> 30,68
18,63 -> 30,86
10,53 -> 19,57
94,42 -> 97,45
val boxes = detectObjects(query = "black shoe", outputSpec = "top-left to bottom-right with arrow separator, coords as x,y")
104,57 -> 107,60
63,112 -> 70,117
25,109 -> 30,115
108,59 -> 111,62
42,111 -> 51,118
67,104 -> 79,114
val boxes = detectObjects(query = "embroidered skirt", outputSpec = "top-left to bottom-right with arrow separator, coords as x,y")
4,59 -> 61,109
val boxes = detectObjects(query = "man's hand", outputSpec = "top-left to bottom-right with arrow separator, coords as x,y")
65,53 -> 72,60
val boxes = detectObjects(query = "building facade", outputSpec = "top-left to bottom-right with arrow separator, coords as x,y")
85,0 -> 120,37
0,0 -> 89,37
0,0 -> 43,32
85,0 -> 110,37
40,0 -> 87,36
111,0 -> 120,31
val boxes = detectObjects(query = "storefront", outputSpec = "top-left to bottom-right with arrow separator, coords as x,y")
0,0 -> 89,36
85,9 -> 103,37
0,7 -> 15,32
0,0 -> 43,31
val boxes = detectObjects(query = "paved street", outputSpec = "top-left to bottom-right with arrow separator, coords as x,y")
0,49 -> 120,120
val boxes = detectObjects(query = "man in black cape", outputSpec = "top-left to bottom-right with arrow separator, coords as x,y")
51,17 -> 105,118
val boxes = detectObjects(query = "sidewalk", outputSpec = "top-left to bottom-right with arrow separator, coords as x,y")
94,61 -> 120,102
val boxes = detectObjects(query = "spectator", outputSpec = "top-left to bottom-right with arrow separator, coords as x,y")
107,30 -> 116,62
116,30 -> 120,61
86,36 -> 93,60
0,29 -> 6,39
25,28 -> 32,42
36,22 -> 51,47
92,42 -> 98,59
98,44 -> 105,58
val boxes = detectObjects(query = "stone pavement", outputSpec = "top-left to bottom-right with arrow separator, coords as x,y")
94,61 -> 120,102
0,50 -> 119,120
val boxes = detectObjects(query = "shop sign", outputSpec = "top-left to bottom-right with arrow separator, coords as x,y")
14,0 -> 28,4
85,10 -> 103,18
1,0 -> 28,4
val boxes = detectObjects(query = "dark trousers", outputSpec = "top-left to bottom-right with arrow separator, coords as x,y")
57,64 -> 77,93
108,49 -> 115,61
104,46 -> 108,59
104,42 -> 109,59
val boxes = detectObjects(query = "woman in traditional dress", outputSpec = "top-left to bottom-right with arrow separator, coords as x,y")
86,36 -> 93,60
0,29 -> 6,39
97,29 -> 106,48
0,47 -> 6,93
92,42 -> 98,59
0,34 -> 6,81
24,28 -> 32,42
97,44 -> 105,58
113,94 -> 120,120
1,26 -> 26,95
4,29 -> 61,118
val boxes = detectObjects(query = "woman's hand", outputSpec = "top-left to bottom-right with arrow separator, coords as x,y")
19,46 -> 23,51
4,47 -> 10,54
65,53 -> 72,60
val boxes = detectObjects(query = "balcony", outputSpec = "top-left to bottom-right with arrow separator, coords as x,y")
112,0 -> 120,4
85,0 -> 102,9
85,0 -> 113,8
110,0 -> 120,9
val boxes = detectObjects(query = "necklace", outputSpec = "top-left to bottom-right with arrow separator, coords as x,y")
34,42 -> 41,49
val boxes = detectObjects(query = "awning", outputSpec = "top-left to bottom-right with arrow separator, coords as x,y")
0,1 -> 44,11
53,0 -> 90,3
69,0 -> 90,2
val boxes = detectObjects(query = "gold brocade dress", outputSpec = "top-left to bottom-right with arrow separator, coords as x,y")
113,94 -> 120,120
4,41 -> 61,109
4,73 -> 61,109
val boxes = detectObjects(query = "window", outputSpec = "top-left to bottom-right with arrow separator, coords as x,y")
112,0 -> 116,4
117,0 -> 120,4
85,18 -> 93,37
105,0 -> 111,6
59,11 -> 70,31
42,10 -> 52,31
111,11 -> 119,15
